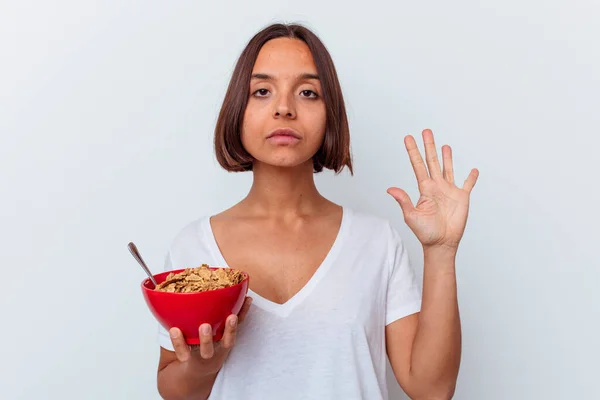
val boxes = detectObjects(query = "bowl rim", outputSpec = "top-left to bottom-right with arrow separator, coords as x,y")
141,266 -> 249,295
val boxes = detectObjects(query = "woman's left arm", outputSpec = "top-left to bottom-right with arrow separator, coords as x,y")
385,129 -> 479,400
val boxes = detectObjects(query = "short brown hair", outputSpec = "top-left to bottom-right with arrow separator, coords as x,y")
214,23 -> 353,175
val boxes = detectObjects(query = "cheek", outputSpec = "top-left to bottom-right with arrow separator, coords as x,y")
309,109 -> 327,145
241,109 -> 259,147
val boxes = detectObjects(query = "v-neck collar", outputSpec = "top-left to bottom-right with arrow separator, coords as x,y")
202,207 -> 351,318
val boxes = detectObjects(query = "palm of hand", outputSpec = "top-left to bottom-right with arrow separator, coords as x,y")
388,129 -> 479,250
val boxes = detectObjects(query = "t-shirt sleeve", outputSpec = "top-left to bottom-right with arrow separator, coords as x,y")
157,251 -> 175,351
385,224 -> 422,326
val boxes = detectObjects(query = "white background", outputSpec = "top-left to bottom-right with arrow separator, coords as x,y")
1,1 -> 599,399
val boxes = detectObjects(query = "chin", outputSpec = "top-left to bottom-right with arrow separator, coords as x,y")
254,154 -> 314,170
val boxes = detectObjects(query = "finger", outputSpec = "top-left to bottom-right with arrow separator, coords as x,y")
222,315 -> 238,349
422,129 -> 442,179
237,297 -> 253,324
199,324 -> 214,359
404,135 -> 429,184
387,187 -> 415,217
462,168 -> 479,193
442,145 -> 455,184
169,328 -> 191,363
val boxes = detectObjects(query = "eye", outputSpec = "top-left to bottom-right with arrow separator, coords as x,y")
253,88 -> 270,97
300,90 -> 318,98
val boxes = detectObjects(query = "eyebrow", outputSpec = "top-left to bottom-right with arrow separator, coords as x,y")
251,73 -> 320,81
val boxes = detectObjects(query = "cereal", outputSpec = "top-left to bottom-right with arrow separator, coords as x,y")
155,264 -> 244,293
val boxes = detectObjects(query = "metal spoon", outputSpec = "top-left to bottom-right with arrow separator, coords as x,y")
128,242 -> 158,287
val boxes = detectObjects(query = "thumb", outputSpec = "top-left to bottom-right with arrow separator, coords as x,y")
387,187 -> 415,216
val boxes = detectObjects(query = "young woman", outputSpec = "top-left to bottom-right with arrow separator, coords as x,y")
156,23 -> 479,400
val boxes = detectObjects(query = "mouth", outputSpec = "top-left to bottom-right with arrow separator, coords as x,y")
266,128 -> 302,139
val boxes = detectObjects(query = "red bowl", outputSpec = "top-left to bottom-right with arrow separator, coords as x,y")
141,267 -> 249,344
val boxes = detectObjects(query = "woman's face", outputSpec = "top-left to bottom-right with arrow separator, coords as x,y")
241,38 -> 326,170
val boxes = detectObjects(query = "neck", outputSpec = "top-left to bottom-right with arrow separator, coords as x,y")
240,160 -> 327,218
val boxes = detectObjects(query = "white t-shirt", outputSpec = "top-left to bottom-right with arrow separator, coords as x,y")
157,207 -> 422,400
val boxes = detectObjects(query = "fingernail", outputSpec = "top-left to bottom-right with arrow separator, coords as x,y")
169,329 -> 179,339
230,316 -> 237,327
201,325 -> 211,335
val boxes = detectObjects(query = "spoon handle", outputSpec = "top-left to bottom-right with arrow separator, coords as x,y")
128,242 -> 158,287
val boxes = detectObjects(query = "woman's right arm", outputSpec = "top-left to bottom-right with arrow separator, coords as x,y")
157,297 -> 252,400
157,346 -> 218,400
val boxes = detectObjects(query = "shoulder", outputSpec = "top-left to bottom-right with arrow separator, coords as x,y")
346,207 -> 398,237
164,216 -> 214,269
345,207 -> 404,248
168,217 -> 206,249
343,208 -> 411,278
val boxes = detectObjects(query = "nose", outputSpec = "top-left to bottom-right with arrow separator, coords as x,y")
273,93 -> 296,119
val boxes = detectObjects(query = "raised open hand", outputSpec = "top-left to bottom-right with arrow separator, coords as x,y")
387,129 -> 479,250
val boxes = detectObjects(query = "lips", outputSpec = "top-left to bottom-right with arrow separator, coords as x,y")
266,128 -> 301,139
